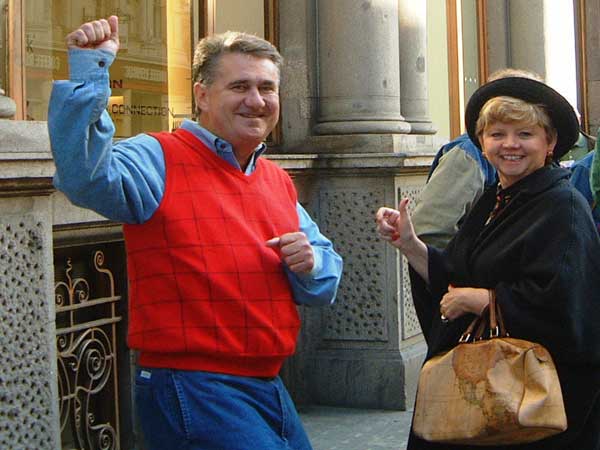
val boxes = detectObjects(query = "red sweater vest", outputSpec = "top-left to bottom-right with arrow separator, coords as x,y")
123,129 -> 301,377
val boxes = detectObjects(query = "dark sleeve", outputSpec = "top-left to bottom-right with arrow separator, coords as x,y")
495,190 -> 600,365
408,245 -> 451,345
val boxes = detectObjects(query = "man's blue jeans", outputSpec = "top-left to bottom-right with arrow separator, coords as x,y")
135,367 -> 313,450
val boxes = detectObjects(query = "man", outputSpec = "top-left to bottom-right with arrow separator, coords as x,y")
48,16 -> 342,450
410,132 -> 496,248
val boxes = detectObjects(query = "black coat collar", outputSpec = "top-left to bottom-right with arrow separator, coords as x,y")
498,164 -> 570,198
447,165 -> 571,286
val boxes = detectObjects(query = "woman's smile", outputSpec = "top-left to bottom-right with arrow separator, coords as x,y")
481,122 -> 556,188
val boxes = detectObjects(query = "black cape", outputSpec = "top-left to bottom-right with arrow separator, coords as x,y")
408,166 -> 600,450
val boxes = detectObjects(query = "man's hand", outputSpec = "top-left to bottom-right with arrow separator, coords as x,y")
66,16 -> 120,55
266,232 -> 314,274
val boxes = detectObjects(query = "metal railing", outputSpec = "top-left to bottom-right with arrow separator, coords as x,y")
55,250 -> 122,450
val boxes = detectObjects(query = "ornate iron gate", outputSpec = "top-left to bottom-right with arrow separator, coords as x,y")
54,247 -> 128,450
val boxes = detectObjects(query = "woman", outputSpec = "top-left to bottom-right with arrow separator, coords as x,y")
376,77 -> 600,449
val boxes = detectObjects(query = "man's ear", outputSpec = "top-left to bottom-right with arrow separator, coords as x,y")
193,82 -> 208,111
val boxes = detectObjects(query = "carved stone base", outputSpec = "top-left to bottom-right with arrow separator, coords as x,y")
307,350 -> 407,410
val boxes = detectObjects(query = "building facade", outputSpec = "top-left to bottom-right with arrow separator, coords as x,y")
0,1 -> 598,449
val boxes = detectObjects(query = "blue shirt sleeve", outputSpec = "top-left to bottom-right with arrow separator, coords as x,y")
285,204 -> 343,306
48,49 -> 165,224
570,153 -> 594,206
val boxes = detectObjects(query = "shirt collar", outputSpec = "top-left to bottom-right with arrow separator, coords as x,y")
180,119 -> 267,173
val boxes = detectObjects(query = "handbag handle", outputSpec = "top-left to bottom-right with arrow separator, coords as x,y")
491,290 -> 509,338
459,289 -> 509,343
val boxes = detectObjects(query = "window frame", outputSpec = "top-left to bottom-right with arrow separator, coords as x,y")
446,0 -> 588,138
6,0 -> 25,120
445,0 -> 488,139
446,0 -> 462,139
574,0 -> 589,133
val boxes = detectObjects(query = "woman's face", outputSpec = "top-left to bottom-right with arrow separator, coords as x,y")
481,121 -> 557,188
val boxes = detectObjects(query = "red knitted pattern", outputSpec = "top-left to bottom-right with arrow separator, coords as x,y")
123,129 -> 300,376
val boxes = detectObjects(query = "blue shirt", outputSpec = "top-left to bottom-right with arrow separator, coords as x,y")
570,151 -> 600,230
48,49 -> 342,306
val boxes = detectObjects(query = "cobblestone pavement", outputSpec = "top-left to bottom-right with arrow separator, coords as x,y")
299,406 -> 413,450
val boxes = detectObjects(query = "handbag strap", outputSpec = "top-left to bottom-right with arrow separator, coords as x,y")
491,290 -> 509,338
459,310 -> 484,343
473,309 -> 489,340
459,289 -> 508,343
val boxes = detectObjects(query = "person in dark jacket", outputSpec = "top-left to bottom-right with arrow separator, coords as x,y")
376,77 -> 600,449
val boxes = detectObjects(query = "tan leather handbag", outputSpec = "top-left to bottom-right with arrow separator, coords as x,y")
413,291 -> 567,445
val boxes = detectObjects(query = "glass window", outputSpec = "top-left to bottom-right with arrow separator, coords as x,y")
461,0 -> 479,111
214,0 -> 264,36
427,0 -> 451,142
24,0 -> 194,136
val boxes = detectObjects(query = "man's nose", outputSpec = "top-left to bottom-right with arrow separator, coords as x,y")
244,87 -> 266,108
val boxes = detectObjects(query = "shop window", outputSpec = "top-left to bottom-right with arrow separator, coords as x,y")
22,0 -> 195,136
215,0 -> 265,36
6,1 -> 279,140
202,0 -> 274,38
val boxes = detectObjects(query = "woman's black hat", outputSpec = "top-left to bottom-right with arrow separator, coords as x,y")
464,77 -> 580,160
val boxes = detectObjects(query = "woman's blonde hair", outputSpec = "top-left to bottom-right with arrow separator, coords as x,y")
475,96 -> 557,145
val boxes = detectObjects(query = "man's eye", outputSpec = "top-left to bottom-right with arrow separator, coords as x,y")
231,84 -> 246,92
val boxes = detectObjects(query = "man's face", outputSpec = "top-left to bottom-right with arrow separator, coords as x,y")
194,52 -> 280,163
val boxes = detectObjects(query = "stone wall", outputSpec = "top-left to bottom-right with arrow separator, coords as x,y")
0,120 -> 60,449
273,140 -> 433,410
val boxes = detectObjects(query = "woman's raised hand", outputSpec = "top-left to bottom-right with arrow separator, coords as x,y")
375,198 -> 417,251
376,198 -> 429,281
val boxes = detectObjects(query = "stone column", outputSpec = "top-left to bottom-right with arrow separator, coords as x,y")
398,0 -> 436,134
314,0 -> 410,135
0,121 -> 60,449
278,0 -> 435,411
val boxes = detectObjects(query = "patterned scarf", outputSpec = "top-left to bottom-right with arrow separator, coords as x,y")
485,185 -> 513,225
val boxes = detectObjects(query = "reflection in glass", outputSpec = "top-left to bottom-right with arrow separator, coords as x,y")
24,0 -> 193,135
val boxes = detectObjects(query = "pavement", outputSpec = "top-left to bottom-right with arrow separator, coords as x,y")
299,406 -> 413,450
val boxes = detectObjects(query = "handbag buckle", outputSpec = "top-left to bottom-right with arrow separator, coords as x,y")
490,326 -> 499,338
459,332 -> 471,343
